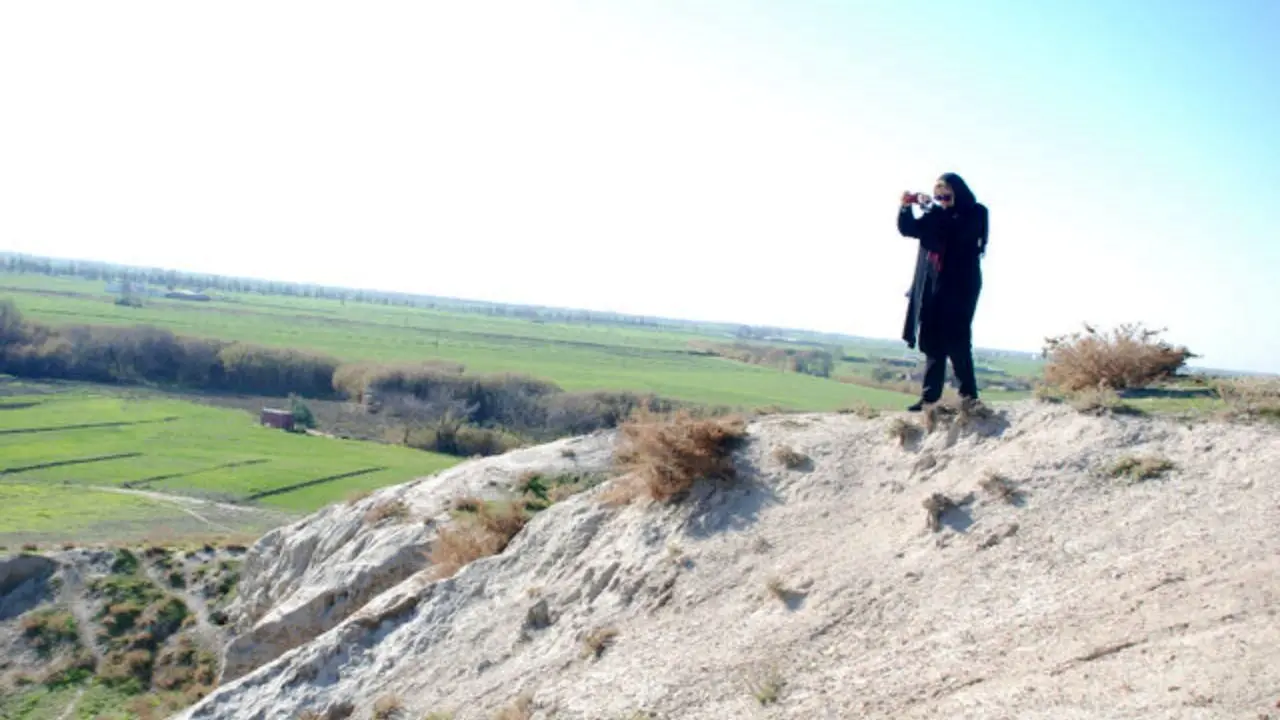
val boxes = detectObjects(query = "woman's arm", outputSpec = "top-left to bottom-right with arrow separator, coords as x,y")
897,204 -> 922,238
899,205 -> 944,251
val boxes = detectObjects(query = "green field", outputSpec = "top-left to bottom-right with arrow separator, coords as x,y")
0,272 -> 1044,410
0,389 -> 457,544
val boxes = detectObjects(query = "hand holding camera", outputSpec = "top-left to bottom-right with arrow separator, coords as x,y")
900,191 -> 931,207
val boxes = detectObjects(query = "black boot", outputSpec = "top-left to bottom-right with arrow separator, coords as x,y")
907,400 -> 925,412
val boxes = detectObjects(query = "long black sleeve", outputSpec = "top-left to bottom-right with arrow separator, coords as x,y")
898,205 -> 944,253
897,205 -> 922,238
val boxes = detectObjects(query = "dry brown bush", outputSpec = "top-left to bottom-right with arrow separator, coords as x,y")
771,445 -> 809,470
492,692 -> 534,720
922,493 -> 957,532
1043,323 -> 1194,392
979,472 -> 1020,503
888,417 -> 923,447
837,402 -> 880,419
611,410 -> 747,503
1109,455 -> 1175,482
429,501 -> 530,578
371,694 -> 404,719
1215,376 -> 1280,422
581,626 -> 619,659
363,499 -> 410,525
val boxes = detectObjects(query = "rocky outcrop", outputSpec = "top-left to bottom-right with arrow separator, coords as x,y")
218,432 -> 616,682
181,404 -> 1280,719
0,553 -> 57,621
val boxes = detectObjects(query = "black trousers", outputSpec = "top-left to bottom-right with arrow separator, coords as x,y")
917,284 -> 981,403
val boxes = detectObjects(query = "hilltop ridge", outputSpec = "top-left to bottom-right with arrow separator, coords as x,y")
158,402 -> 1280,719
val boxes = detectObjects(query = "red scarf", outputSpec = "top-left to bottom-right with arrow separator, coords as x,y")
927,247 -> 944,273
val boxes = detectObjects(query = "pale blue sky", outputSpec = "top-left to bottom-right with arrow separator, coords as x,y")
1,1 -> 1276,371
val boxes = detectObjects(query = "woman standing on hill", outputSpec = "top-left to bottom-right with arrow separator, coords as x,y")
897,172 -> 988,412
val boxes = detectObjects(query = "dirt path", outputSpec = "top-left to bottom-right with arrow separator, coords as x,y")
54,687 -> 85,720
55,562 -> 104,668
85,485 -> 296,532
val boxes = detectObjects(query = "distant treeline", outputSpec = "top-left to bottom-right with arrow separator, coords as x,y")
2,252 -> 752,334
690,341 -> 835,378
0,299 -> 687,456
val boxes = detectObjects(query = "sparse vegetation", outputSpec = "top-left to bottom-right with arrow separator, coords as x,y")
372,694 -> 405,719
610,410 -> 747,504
582,626 -> 619,659
888,417 -> 924,447
1043,323 -> 1194,392
491,692 -> 534,720
429,500 -> 531,578
1215,376 -> 1280,422
364,498 -> 411,525
1109,455 -> 1176,482
517,471 -> 605,510
838,402 -> 880,419
746,665 -> 785,706
765,576 -> 790,601
922,493 -> 957,532
979,472 -> 1020,504
771,444 -> 809,470
20,609 -> 80,656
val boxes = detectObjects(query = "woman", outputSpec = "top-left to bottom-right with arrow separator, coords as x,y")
897,172 -> 988,412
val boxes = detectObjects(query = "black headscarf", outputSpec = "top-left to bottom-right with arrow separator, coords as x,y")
938,172 -> 985,255
938,172 -> 977,208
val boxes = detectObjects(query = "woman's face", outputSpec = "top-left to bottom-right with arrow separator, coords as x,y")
933,179 -> 954,208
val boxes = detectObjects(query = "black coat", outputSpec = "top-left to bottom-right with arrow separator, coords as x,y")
898,202 -> 988,352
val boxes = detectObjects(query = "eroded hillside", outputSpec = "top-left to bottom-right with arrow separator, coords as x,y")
156,403 -> 1280,720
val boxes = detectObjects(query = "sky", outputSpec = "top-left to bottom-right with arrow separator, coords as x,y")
1,1 -> 1277,371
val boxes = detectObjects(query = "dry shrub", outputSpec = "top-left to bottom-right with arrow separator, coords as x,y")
492,692 -> 534,720
20,609 -> 79,655
764,576 -> 792,602
429,501 -> 530,578
746,666 -> 785,706
1033,383 -> 1064,404
979,472 -> 1019,503
1109,455 -> 1175,482
581,626 -> 619,659
1215,376 -> 1280,422
364,499 -> 410,525
451,496 -> 484,514
1068,386 -> 1129,415
612,410 -> 747,503
371,694 -> 404,719
771,445 -> 809,470
888,417 -> 923,447
922,493 -> 957,532
838,402 -> 880,419
1043,323 -> 1194,392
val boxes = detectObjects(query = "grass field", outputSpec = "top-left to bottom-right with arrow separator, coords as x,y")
0,386 -> 457,544
0,272 -> 1043,410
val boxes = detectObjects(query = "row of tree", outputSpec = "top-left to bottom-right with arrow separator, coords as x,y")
689,341 -> 836,378
0,299 -> 690,456
2,252 -> 744,331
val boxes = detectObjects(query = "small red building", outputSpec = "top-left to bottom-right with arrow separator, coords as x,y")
260,408 -> 295,431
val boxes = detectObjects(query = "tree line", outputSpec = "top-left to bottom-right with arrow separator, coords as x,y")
0,299 -> 690,456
